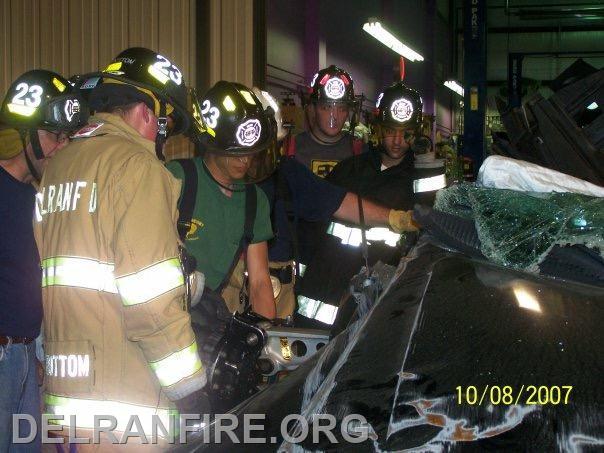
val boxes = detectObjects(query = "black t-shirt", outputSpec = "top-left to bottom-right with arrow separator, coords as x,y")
327,144 -> 416,210
0,166 -> 43,338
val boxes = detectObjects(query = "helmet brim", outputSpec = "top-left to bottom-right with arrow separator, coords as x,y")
312,98 -> 357,107
375,121 -> 421,130
199,141 -> 279,184
79,71 -> 191,135
200,134 -> 272,157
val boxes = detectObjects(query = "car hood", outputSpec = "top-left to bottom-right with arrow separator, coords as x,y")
180,239 -> 604,452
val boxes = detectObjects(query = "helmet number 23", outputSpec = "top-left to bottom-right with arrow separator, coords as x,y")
153,55 -> 182,85
201,100 -> 220,128
12,83 -> 44,107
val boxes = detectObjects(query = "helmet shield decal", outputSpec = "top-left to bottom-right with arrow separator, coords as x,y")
63,99 -> 81,122
43,96 -> 89,131
324,77 -> 346,100
390,98 -> 414,123
236,119 -> 262,146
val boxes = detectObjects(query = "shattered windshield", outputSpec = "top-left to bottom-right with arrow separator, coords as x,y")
434,183 -> 604,271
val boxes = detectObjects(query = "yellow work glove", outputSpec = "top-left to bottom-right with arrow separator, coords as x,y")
388,209 -> 419,233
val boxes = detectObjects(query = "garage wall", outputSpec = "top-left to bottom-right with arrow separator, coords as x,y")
206,0 -> 255,88
0,0 -> 196,159
266,0 -> 455,137
266,0 -> 386,103
488,31 -> 604,82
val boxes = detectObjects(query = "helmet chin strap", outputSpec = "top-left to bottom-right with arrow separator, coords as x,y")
29,129 -> 45,160
155,101 -> 168,161
20,130 -> 42,182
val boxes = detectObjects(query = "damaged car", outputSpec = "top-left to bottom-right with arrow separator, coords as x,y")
179,159 -> 603,452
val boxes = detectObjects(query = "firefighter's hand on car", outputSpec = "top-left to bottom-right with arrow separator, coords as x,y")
389,209 -> 419,233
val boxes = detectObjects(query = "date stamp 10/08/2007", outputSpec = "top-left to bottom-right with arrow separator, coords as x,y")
456,385 -> 573,406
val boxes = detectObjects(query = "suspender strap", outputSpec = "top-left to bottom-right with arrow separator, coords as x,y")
242,183 -> 257,244
276,162 -> 300,277
352,138 -> 363,155
175,159 -> 199,241
216,184 -> 257,292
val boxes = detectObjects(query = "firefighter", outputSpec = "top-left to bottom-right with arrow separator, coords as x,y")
0,69 -> 88,451
297,82 -> 446,325
33,48 -> 207,446
287,64 -> 361,178
327,82 -> 446,208
167,81 -> 277,321
227,89 -> 417,323
283,65 -> 367,270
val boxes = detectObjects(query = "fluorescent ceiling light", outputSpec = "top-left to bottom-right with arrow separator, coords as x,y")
587,101 -> 598,110
444,80 -> 464,97
363,19 -> 424,62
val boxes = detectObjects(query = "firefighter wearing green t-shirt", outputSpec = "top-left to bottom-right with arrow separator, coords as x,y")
167,81 -> 278,320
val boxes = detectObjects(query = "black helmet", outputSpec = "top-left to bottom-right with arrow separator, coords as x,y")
199,81 -> 275,155
309,65 -> 355,105
80,47 -> 191,160
374,82 -> 423,129
0,69 -> 89,132
84,47 -> 190,134
0,69 -> 89,173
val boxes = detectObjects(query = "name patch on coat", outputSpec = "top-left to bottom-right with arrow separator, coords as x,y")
46,354 -> 90,378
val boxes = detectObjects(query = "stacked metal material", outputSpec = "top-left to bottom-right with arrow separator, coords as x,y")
494,65 -> 604,186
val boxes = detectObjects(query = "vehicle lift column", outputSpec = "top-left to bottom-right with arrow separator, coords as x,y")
462,0 -> 487,177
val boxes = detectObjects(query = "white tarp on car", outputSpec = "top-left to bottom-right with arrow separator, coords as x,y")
477,155 -> 604,197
